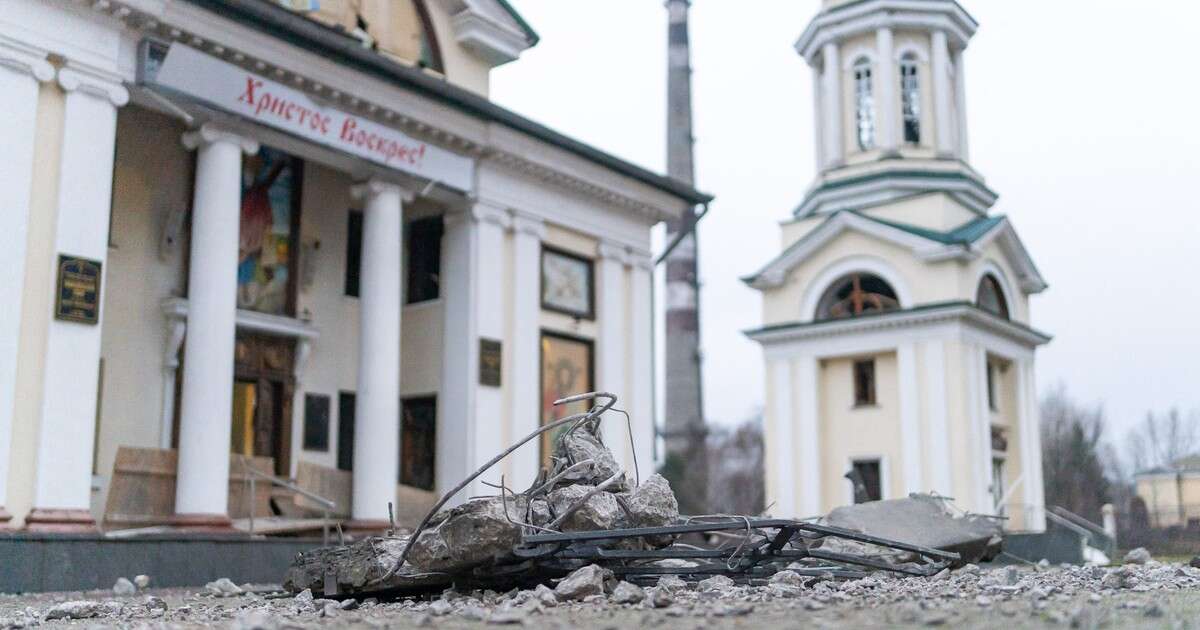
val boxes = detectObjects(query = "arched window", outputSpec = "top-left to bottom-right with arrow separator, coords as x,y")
853,57 -> 876,150
976,274 -> 1010,319
899,53 -> 921,144
816,273 -> 899,320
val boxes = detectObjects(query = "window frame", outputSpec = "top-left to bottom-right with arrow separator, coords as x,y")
853,57 -> 876,151
976,273 -> 1010,320
852,358 -> 877,407
405,214 -> 443,305
899,53 -> 921,144
344,209 -> 363,298
400,394 -> 437,491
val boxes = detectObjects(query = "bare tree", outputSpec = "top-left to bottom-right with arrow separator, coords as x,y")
1040,385 -> 1112,522
1125,408 -> 1200,473
705,414 -> 765,516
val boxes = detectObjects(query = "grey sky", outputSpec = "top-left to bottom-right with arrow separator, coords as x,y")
492,1 -> 1200,439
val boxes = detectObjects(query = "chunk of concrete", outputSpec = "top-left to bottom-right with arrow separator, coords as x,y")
548,485 -> 622,531
554,426 -> 628,491
1124,547 -> 1152,565
407,496 -> 524,572
821,493 -> 1003,565
616,473 -> 679,547
554,564 -> 611,601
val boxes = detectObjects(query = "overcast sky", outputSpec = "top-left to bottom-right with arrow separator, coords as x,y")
492,1 -> 1200,441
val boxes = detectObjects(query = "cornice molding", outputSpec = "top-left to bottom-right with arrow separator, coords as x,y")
485,150 -> 667,222
447,8 -> 530,66
58,62 -> 130,106
796,1 -> 978,62
0,37 -> 55,82
181,122 -> 260,154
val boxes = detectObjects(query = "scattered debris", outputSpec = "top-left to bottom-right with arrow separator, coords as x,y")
205,577 -> 245,597
43,601 -> 108,620
1123,547 -> 1152,565
134,574 -> 152,589
112,577 -> 136,595
284,393 -> 961,601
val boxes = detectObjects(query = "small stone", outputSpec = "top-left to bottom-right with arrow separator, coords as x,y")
232,609 -> 277,630
554,564 -> 610,601
1123,547 -> 1152,565
769,570 -> 803,586
697,575 -> 735,592
768,583 -> 802,598
648,587 -> 674,608
458,604 -> 488,621
113,577 -> 136,596
929,568 -> 951,582
975,595 -> 992,607
533,584 -> 557,607
44,601 -> 106,620
656,575 -> 687,593
959,564 -> 981,575
134,575 -> 151,589
205,577 -> 244,597
1189,555 -> 1200,569
428,600 -> 453,616
1036,559 -> 1051,569
338,598 -> 358,610
610,581 -> 645,604
144,596 -> 168,614
1005,565 -> 1019,585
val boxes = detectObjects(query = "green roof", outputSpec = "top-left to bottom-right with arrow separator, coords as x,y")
853,211 -> 1005,245
496,0 -> 540,46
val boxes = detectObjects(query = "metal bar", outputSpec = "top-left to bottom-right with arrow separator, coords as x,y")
805,548 -> 936,576
521,518 -> 799,544
796,522 -> 960,561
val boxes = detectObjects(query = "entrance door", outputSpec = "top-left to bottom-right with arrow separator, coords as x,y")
232,334 -> 295,476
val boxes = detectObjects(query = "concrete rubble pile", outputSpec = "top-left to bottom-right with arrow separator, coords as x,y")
283,393 -> 975,600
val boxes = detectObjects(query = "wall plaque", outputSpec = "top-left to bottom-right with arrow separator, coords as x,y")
479,338 -> 502,387
55,255 -> 102,324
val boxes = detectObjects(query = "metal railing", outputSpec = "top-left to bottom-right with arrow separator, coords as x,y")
1048,505 -> 1117,559
239,457 -> 337,546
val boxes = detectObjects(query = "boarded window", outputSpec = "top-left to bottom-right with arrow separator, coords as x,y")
400,396 -> 437,490
853,359 -> 876,406
406,216 -> 443,304
345,210 -> 362,297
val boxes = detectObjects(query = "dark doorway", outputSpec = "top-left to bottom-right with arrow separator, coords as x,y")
850,459 -> 882,503
337,392 -> 356,472
231,335 -> 295,477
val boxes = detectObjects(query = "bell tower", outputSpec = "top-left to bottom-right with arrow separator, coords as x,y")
794,0 -> 991,221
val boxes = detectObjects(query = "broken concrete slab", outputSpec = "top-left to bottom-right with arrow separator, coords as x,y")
406,497 -> 525,572
554,565 -> 611,601
554,424 -> 629,492
821,493 -> 1002,566
548,485 -> 622,532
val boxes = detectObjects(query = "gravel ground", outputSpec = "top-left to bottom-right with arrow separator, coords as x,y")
4,560 -> 1200,629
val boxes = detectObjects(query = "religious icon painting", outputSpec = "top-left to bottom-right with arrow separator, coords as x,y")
540,247 -> 594,319
539,332 -> 593,469
239,146 -> 302,315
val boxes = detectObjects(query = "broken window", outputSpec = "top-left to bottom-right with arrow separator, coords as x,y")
851,459 -> 882,503
854,57 -> 876,150
400,396 -> 437,490
976,274 -> 1009,319
816,273 -> 900,321
853,359 -> 876,407
406,216 -> 443,304
900,53 -> 921,144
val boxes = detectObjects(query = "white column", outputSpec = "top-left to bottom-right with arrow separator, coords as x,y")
931,30 -> 956,157
27,64 -> 128,529
810,67 -> 825,169
921,340 -> 953,496
897,343 -> 923,494
174,124 -> 258,522
1017,358 -> 1046,530
876,27 -> 899,154
821,42 -> 844,167
796,355 -> 821,516
439,202 -> 509,502
628,252 -> 655,485
509,211 -> 544,489
0,41 -> 54,523
768,358 -> 795,517
964,345 -> 992,514
350,179 -> 407,523
597,240 -> 631,473
953,48 -> 970,160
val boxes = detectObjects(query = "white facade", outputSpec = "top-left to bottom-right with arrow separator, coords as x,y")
0,0 -> 703,530
748,0 -> 1050,530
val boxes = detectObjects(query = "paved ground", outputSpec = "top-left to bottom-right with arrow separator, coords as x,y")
3,560 -> 1199,629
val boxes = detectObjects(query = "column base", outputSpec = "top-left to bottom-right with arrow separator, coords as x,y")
0,507 -> 12,529
23,508 -> 97,533
169,513 -> 235,532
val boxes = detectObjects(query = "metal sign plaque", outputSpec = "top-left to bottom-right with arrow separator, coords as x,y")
479,338 -> 502,387
55,255 -> 102,324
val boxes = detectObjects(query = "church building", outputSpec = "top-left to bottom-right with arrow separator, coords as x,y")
744,0 -> 1050,530
0,0 -> 707,531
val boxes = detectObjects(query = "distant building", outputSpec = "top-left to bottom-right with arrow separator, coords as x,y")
0,0 -> 709,531
744,0 -> 1050,530
1135,456 -> 1200,528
